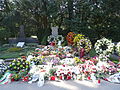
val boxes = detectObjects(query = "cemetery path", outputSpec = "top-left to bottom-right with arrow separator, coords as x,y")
0,80 -> 120,90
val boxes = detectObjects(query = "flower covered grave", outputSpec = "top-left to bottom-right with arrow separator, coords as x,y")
0,33 -> 120,87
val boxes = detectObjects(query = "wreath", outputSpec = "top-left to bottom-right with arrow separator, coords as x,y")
47,35 -> 56,43
77,38 -> 92,53
73,34 -> 85,46
66,32 -> 76,45
94,38 -> 114,56
57,35 -> 64,42
116,42 -> 120,56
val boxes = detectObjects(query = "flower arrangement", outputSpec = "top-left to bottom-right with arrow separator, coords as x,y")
77,38 -> 92,54
47,35 -> 56,43
10,70 -> 31,81
116,42 -> 120,56
0,59 -> 7,75
73,34 -> 85,46
94,38 -> 115,57
7,58 -> 30,81
56,35 -> 64,42
60,58 -> 74,65
8,58 -> 30,72
30,56 -> 46,65
74,57 -> 83,64
66,32 -> 76,45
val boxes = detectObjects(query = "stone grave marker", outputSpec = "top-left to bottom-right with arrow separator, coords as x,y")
51,26 -> 58,37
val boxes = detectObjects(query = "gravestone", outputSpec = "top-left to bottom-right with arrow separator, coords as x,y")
17,25 -> 25,42
51,26 -> 58,37
9,25 -> 39,44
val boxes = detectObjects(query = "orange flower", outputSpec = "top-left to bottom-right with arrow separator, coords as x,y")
66,32 -> 76,45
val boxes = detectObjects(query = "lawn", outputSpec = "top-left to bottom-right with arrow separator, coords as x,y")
0,43 -> 37,59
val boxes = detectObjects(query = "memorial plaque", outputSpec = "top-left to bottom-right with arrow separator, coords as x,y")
17,42 -> 25,48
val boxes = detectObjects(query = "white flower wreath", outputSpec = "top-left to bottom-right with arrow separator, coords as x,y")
94,38 -> 114,56
56,35 -> 64,42
116,42 -> 120,56
77,38 -> 92,53
47,35 -> 56,43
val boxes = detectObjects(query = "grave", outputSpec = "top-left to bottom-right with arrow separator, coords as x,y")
48,26 -> 63,46
9,25 -> 39,44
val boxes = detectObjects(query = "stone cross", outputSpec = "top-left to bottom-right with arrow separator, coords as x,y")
51,26 -> 58,37
18,25 -> 25,42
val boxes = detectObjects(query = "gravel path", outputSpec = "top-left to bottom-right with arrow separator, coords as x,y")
0,80 -> 120,90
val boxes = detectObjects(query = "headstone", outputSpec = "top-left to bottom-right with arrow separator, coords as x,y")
17,42 -> 25,48
17,25 -> 25,42
51,26 -> 58,37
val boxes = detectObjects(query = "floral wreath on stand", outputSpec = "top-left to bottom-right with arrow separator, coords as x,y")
66,32 -> 76,46
77,38 -> 92,54
116,42 -> 120,56
73,34 -> 85,46
56,35 -> 64,43
47,35 -> 56,43
94,38 -> 114,61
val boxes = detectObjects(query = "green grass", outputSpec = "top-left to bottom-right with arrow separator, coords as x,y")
0,46 -> 35,59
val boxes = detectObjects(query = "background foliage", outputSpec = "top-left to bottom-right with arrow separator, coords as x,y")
0,0 -> 120,45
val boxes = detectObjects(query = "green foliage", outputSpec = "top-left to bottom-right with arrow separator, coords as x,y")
10,70 -> 29,81
7,47 -> 22,52
109,56 -> 119,64
0,0 -> 120,44
0,29 -> 10,44
49,68 -> 57,76
89,48 -> 96,57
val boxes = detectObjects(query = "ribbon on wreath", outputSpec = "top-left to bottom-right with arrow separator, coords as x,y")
79,48 -> 85,58
0,72 -> 12,84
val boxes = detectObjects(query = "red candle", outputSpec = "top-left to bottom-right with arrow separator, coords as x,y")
67,76 -> 71,80
98,79 -> 100,84
51,76 -> 56,80
59,76 -> 62,80
87,76 -> 91,80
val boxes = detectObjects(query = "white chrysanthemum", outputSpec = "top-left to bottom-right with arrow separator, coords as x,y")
47,35 -> 56,42
116,42 -> 120,56
94,38 -> 114,57
56,35 -> 64,42
98,54 -> 109,61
